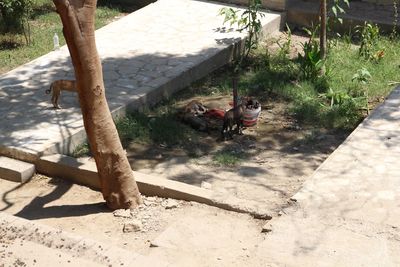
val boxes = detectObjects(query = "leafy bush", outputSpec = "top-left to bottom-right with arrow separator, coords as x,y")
219,0 -> 265,63
0,0 -> 33,44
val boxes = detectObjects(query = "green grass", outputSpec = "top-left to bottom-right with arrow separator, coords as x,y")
0,0 -> 122,74
115,110 -> 197,148
71,142 -> 91,158
212,151 -> 242,166
239,33 -> 400,130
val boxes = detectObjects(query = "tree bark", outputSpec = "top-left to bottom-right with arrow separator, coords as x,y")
320,0 -> 327,60
53,0 -> 142,209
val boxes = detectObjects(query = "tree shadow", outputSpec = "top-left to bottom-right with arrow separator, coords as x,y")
13,178 -> 109,220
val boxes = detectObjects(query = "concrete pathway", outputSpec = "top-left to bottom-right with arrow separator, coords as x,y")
0,0 -> 282,163
0,211 -> 167,266
253,87 -> 400,266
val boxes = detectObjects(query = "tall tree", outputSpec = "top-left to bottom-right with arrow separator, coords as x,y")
320,0 -> 327,60
53,0 -> 142,209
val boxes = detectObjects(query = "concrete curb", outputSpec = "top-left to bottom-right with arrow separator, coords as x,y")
36,154 -> 272,219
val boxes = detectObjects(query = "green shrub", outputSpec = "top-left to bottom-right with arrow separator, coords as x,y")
0,0 -> 33,44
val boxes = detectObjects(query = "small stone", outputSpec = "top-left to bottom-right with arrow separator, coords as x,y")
261,224 -> 273,233
123,220 -> 143,233
292,147 -> 299,151
113,209 -> 132,218
164,199 -> 179,209
146,196 -> 157,202
201,181 -> 212,190
143,200 -> 153,206
149,241 -> 159,247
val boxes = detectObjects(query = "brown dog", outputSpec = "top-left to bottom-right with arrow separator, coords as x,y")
221,103 -> 245,140
46,80 -> 76,109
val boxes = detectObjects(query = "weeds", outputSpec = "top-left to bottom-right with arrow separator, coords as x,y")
297,26 -> 326,81
330,0 -> 349,26
71,142 -> 91,158
356,22 -> 383,61
352,67 -> 372,114
276,24 -> 292,60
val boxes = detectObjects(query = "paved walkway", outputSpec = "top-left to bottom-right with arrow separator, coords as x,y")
254,87 -> 400,266
0,0 -> 282,162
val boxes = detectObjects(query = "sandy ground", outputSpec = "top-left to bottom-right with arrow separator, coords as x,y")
0,175 -> 267,266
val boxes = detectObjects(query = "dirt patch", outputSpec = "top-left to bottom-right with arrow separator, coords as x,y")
0,174 -> 264,258
126,94 -> 346,214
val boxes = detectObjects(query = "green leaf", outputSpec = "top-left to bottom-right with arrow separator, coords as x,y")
332,6 -> 338,16
303,27 -> 312,36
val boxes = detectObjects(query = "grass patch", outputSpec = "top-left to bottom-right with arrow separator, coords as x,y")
242,32 -> 400,130
213,151 -> 242,167
115,111 -> 197,148
0,0 -> 125,74
71,142 -> 91,158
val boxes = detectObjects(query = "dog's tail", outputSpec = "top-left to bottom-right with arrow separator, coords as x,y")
45,83 -> 53,94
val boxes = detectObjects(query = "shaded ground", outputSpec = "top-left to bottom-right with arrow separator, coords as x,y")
128,95 -> 347,213
112,32 -> 347,213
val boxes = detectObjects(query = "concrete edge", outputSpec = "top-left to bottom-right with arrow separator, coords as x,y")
291,85 -> 400,202
36,154 -> 272,219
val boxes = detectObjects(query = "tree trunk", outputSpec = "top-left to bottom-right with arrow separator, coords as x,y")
320,0 -> 327,60
53,0 -> 142,210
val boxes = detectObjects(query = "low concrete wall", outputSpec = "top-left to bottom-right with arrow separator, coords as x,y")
103,0 -> 156,7
287,0 -> 399,33
36,154 -> 272,219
